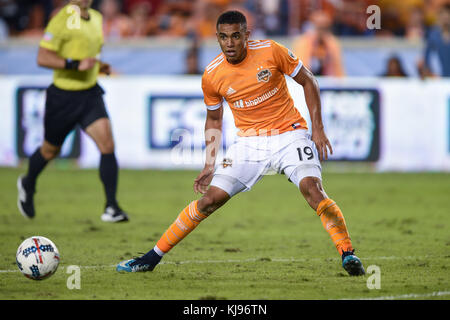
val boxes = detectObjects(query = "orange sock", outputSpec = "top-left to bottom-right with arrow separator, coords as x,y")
316,198 -> 353,254
156,200 -> 207,254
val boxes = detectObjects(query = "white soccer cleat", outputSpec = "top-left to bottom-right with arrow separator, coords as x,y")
101,205 -> 129,222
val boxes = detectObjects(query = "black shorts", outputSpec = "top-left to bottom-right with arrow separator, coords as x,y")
44,83 -> 109,146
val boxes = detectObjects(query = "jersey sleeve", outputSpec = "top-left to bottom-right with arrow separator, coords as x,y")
39,10 -> 67,52
271,40 -> 303,78
201,73 -> 223,110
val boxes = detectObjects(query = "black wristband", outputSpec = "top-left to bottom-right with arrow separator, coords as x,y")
65,59 -> 80,70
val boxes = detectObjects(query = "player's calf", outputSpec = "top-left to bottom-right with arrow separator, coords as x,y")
315,197 -> 365,276
299,176 -> 328,210
116,186 -> 233,274
197,186 -> 230,215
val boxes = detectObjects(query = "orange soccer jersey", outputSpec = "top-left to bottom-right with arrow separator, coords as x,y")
202,39 -> 308,136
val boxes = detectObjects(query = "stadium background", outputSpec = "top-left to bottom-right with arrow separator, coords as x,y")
1,0 -> 449,171
0,0 -> 449,302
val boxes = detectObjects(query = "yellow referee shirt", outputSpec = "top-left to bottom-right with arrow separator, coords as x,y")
40,4 -> 103,91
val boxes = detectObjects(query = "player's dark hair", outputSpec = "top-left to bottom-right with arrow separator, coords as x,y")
216,10 -> 247,31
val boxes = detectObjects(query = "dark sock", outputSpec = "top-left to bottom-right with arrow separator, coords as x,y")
23,148 -> 48,192
99,152 -> 118,207
143,249 -> 161,261
135,249 -> 161,268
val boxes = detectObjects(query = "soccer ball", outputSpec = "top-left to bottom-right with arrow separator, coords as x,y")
16,236 -> 60,280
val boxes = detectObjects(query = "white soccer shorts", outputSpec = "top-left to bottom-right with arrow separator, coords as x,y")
210,129 -> 322,197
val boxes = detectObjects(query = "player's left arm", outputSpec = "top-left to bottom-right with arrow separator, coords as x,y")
293,66 -> 333,161
271,40 -> 332,160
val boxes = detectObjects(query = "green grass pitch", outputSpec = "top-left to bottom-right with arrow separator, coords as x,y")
0,166 -> 449,300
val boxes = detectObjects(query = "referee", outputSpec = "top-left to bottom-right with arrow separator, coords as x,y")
17,0 -> 129,222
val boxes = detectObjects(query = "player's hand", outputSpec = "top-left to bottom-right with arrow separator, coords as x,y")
99,61 -> 111,75
78,57 -> 97,71
194,165 -> 214,194
311,128 -> 333,161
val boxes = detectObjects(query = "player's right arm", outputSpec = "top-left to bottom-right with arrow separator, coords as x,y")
37,47 -> 97,71
194,73 -> 224,194
194,107 -> 223,194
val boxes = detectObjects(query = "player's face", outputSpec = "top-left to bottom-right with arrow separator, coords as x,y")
216,23 -> 249,64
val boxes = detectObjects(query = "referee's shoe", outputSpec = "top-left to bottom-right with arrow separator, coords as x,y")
17,176 -> 35,219
101,204 -> 129,223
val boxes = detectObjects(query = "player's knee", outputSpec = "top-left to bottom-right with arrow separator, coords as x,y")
299,176 -> 327,210
40,144 -> 60,160
197,195 -> 218,216
197,186 -> 230,215
98,139 -> 115,154
198,191 -> 229,216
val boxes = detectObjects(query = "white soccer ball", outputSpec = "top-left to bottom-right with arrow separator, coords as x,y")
16,236 -> 60,280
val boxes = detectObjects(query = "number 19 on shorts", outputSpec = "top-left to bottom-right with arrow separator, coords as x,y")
297,146 -> 314,161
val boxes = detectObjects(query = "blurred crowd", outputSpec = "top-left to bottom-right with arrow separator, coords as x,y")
0,0 -> 449,77
0,0 -> 448,40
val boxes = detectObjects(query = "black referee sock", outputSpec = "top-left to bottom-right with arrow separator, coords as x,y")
99,152 -> 119,208
24,148 -> 48,192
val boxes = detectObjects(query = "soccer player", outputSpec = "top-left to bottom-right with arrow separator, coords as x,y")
17,0 -> 129,223
117,11 -> 364,275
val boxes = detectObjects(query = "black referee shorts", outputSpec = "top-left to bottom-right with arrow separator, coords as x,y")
44,83 -> 109,146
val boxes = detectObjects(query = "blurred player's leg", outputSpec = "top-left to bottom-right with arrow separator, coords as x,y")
18,82 -> 84,219
17,141 -> 60,219
84,117 -> 128,222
